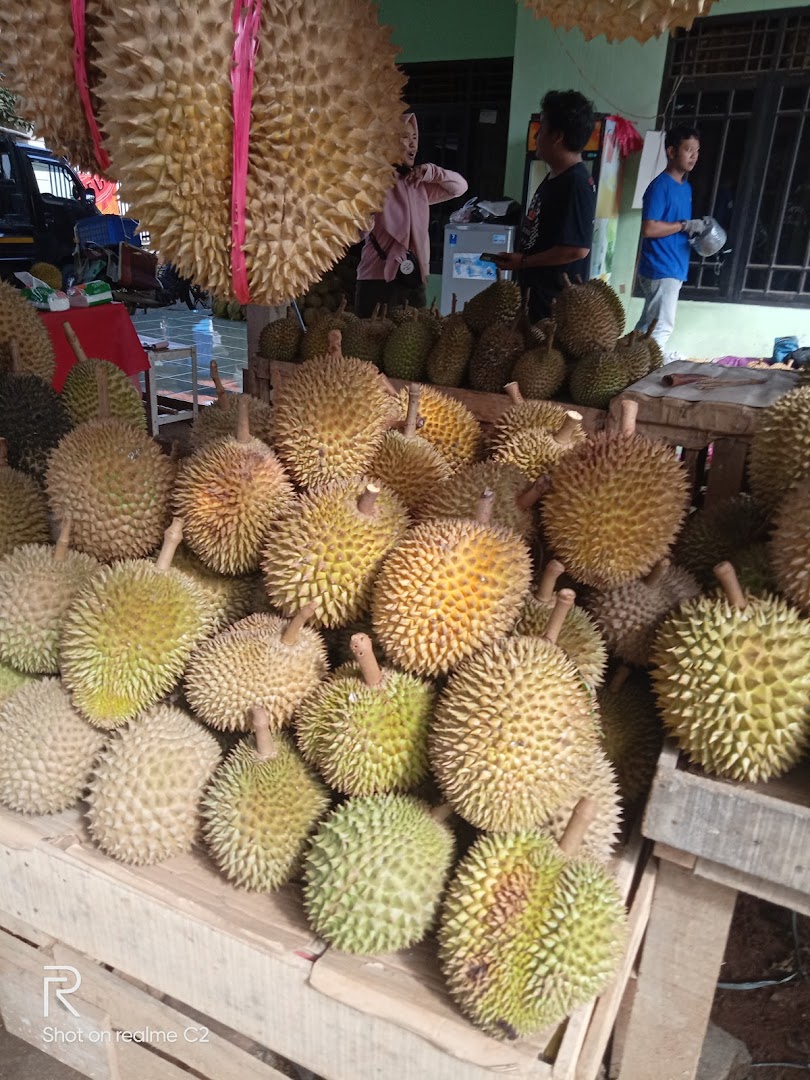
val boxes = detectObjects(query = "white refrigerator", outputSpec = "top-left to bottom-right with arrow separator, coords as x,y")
440,223 -> 515,315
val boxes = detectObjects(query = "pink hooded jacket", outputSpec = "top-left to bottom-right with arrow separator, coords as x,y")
357,114 -> 468,285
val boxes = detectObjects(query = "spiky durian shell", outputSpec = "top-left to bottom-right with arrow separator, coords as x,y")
542,431 -> 689,589
270,352 -> 394,487
262,479 -> 409,629
174,435 -> 295,576
370,431 -> 452,514
438,831 -> 626,1039
748,387 -> 810,509
727,542 -> 776,597
341,314 -> 394,366
258,314 -> 303,363
46,419 -> 174,562
0,373 -> 71,478
0,466 -> 49,558
0,678 -> 106,814
60,560 -> 215,727
28,262 -> 63,291
522,0 -> 719,44
168,546 -> 253,631
190,395 -> 274,451
652,593 -> 810,782
202,734 -> 329,891
597,671 -> 662,804
462,279 -> 522,335
771,480 -> 810,614
468,322 -> 524,393
296,664 -> 434,796
417,460 -> 536,541
674,493 -> 769,588
490,399 -> 568,452
511,344 -> 567,400
568,350 -> 637,410
0,663 -> 34,705
552,279 -> 624,359
426,313 -> 473,388
515,595 -> 607,687
0,281 -> 57,383
372,518 -> 531,676
86,705 -> 220,865
382,319 -> 434,382
61,359 -> 146,429
303,794 -> 455,954
393,386 -> 482,471
537,747 -> 622,864
0,544 -> 100,674
586,564 -> 701,667
430,636 -> 599,831
493,424 -> 586,481
184,614 -> 327,732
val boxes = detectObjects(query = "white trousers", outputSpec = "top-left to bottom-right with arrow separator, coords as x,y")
635,276 -> 682,352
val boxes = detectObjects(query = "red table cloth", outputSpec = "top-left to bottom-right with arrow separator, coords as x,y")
39,304 -> 150,392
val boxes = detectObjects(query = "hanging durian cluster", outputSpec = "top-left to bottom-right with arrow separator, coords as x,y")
520,0 -> 718,44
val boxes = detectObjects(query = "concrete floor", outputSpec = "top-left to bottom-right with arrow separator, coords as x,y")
0,1017 -> 84,1080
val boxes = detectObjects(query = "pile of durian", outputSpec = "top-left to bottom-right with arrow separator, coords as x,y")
258,275 -> 659,411
1,298 -> 809,1046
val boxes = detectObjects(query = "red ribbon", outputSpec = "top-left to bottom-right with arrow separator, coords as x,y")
230,0 -> 262,305
70,0 -> 111,174
607,116 -> 644,159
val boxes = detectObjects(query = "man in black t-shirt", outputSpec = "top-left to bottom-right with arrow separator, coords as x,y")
495,90 -> 596,322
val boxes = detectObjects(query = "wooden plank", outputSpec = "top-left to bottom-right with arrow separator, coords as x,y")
606,974 -> 637,1080
679,447 -> 705,504
652,842 -> 696,871
703,438 -> 749,505
617,860 -> 737,1080
693,857 -> 810,919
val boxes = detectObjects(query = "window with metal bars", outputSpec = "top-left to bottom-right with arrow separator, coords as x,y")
649,6 -> 810,307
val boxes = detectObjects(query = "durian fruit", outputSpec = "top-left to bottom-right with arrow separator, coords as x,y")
303,794 -> 455,954
652,562 -> 810,782
185,607 -> 327,732
202,708 -> 329,891
382,313 -> 435,382
418,459 -> 539,542
300,300 -> 356,361
60,359 -> 146,430
0,281 -> 56,382
552,277 -> 624,360
515,559 -> 607,687
392,384 -> 483,471
771,480 -> 810,614
511,321 -> 567,400
86,704 -> 220,865
468,313 -> 525,393
341,305 -> 394,367
438,799 -> 627,1039
537,749 -> 622,865
60,519 -> 215,727
29,262 -> 64,290
462,275 -> 522,335
296,633 -> 434,796
370,385 -> 453,514
389,301 -> 416,327
674,493 -> 769,588
0,519 -> 100,674
430,593 -> 601,830
270,332 -> 394,487
597,666 -> 662,804
257,309 -> 303,363
729,542 -> 775,597
168,546 -> 253,631
490,383 -> 568,452
493,409 -> 587,480
568,347 -> 640,410
542,401 -> 689,588
426,295 -> 473,388
587,558 -> 701,667
174,395 -> 296,575
372,491 -> 532,675
0,678 -> 106,814
263,480 -> 409,628
615,327 -> 661,380
190,363 -> 274,450
0,662 -> 34,705
0,438 -> 50,558
522,0 -> 719,45
46,370 -> 174,561
0,367 -> 71,478
748,387 -> 810,509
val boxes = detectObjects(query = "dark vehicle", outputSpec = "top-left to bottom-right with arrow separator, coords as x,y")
0,130 -> 98,283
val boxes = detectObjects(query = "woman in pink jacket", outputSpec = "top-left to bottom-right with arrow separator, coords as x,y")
355,113 -> 468,317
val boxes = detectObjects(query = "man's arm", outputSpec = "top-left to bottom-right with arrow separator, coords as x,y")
494,245 -> 589,271
643,218 -> 705,239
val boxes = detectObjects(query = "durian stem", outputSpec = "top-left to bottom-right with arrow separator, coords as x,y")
431,803 -> 455,825
356,483 -> 380,517
211,360 -> 228,406
542,588 -> 576,646
382,304 -> 389,319
371,303 -> 381,319
8,340 -> 22,375
714,561 -> 748,609
561,273 -> 574,290
0,438 -> 7,468
644,559 -> 669,588
281,603 -> 316,645
451,293 -> 458,316
236,394 -> 251,443
504,382 -> 524,405
404,384 -> 421,438
251,708 -> 277,762
53,517 -> 72,562
62,322 -> 89,365
515,475 -> 551,510
608,666 -> 631,694
619,399 -> 638,438
555,411 -> 583,446
155,517 -> 184,571
475,489 -> 496,526
644,319 -> 658,342
559,797 -> 599,857
545,321 -> 557,353
327,330 -> 343,358
350,633 -> 384,687
536,559 -> 566,605
95,362 -> 111,421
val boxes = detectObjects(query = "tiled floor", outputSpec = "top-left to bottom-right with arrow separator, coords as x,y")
131,303 -> 248,404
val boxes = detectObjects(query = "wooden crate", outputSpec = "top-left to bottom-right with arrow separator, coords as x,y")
0,805 -> 654,1080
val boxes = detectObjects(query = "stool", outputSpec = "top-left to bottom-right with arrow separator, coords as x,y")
139,339 -> 200,436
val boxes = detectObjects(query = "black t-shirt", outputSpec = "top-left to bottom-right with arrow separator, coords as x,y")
518,162 -> 596,320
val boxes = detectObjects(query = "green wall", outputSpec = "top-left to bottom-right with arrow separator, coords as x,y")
377,0 -> 516,63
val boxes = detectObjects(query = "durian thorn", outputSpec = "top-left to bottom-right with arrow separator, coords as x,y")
542,587 -> 576,646
608,665 -> 632,694
8,340 -> 22,375
404,384 -> 422,438
236,394 -> 251,443
95,361 -> 111,421
644,318 -> 658,342
350,633 -> 384,687
475,489 -> 496,526
555,411 -> 583,446
281,603 -> 316,645
211,360 -> 228,405
545,321 -> 557,353
515,475 -> 551,510
558,797 -> 599,857
451,293 -> 458,316
644,558 -> 670,588
62,322 -> 90,367
251,708 -> 277,762
619,399 -> 638,438
430,803 -> 454,825
357,483 -> 380,517
536,559 -> 566,604
378,372 -> 398,398
504,381 -> 524,405
0,438 -> 7,468
327,330 -> 343,358
714,561 -> 748,609
169,439 -> 181,463
155,517 -> 184,571
53,516 -> 72,562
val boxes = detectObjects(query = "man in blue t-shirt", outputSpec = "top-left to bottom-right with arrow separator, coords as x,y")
635,126 -> 705,353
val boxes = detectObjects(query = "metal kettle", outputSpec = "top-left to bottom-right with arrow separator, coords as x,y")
690,216 -> 727,258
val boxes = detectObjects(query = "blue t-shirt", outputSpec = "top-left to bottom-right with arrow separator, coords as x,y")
638,171 -> 692,282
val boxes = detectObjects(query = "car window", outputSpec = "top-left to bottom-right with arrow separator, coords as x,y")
0,146 -> 32,225
30,159 -> 82,202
